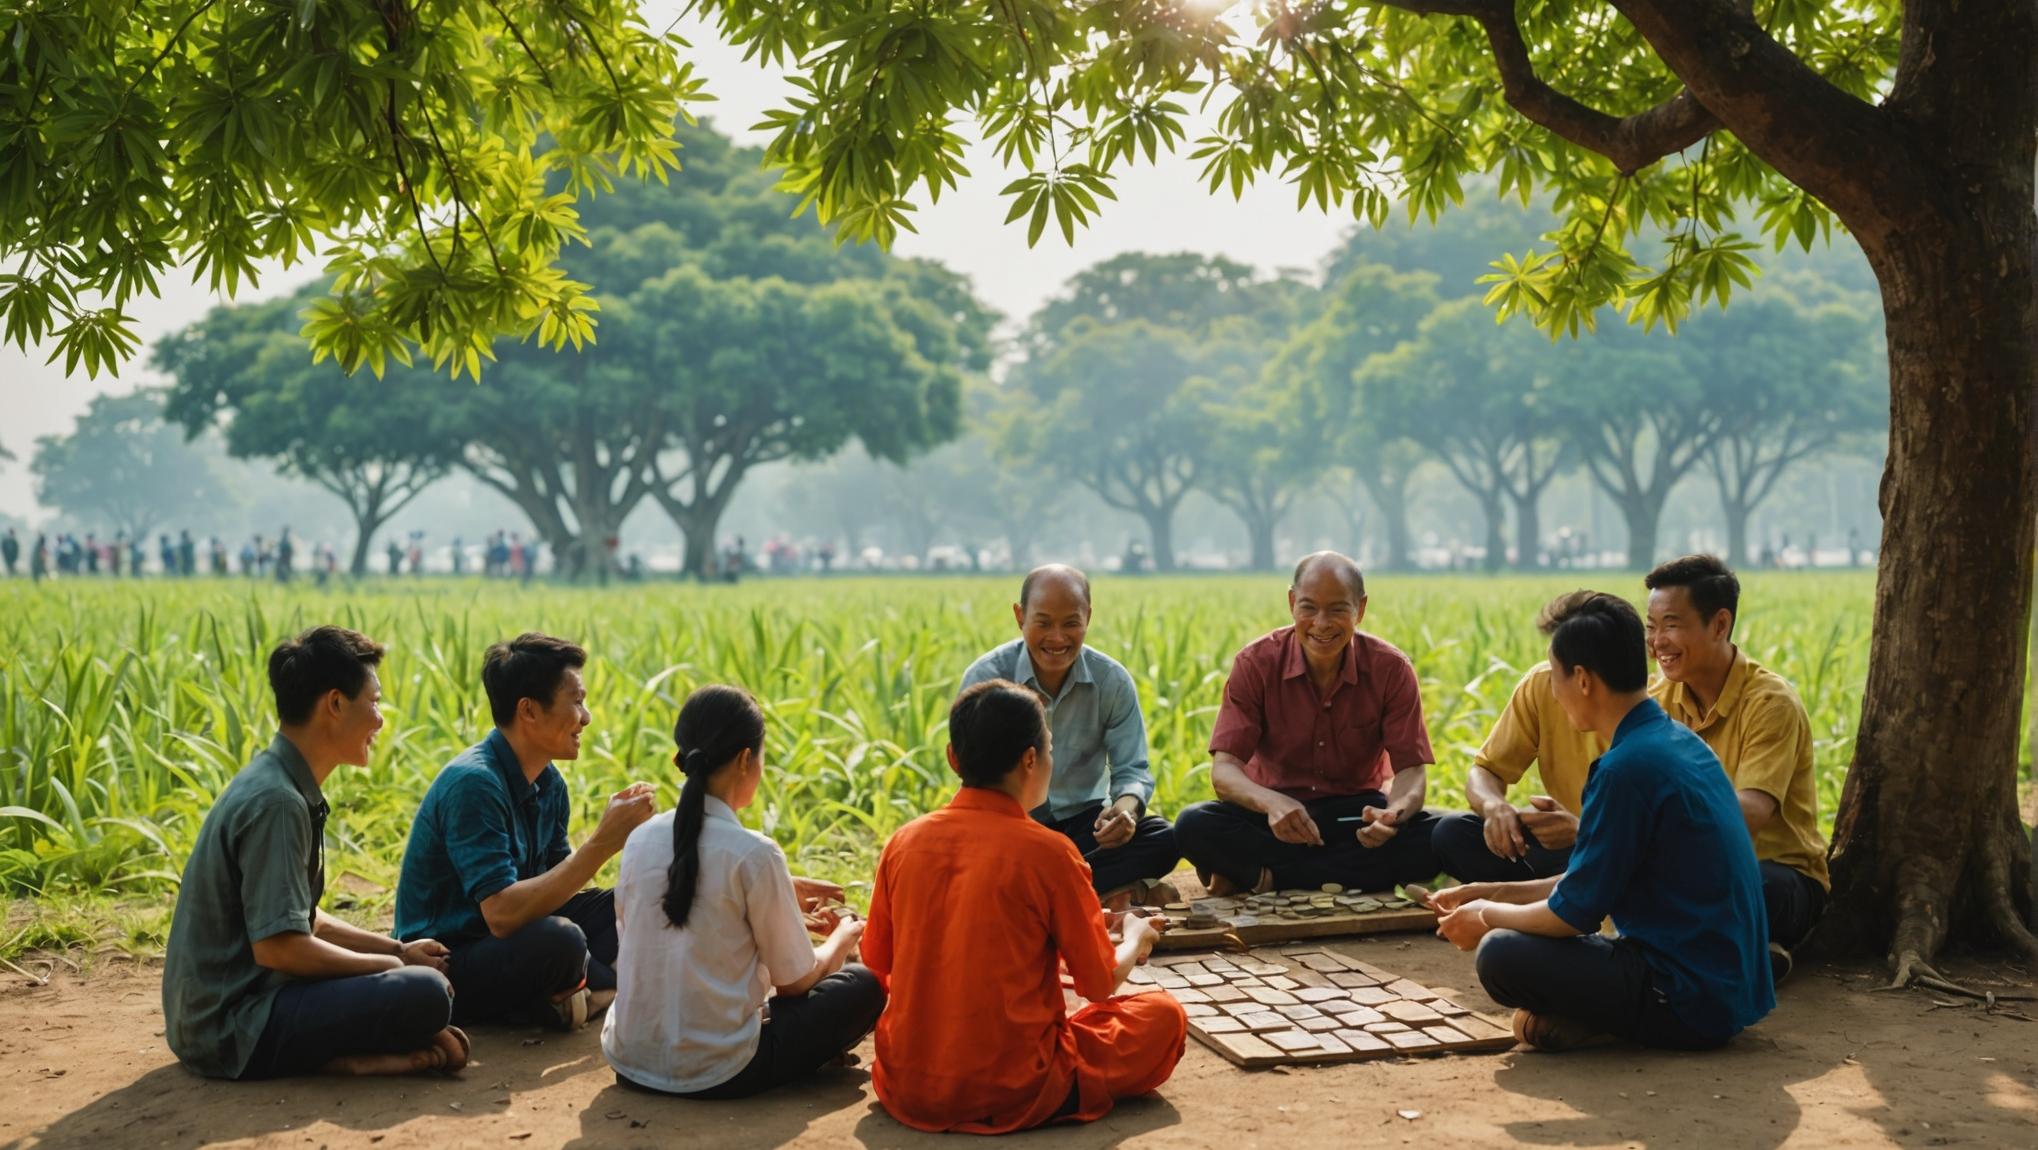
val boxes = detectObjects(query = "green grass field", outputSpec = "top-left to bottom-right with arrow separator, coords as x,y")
0,571 -> 1955,956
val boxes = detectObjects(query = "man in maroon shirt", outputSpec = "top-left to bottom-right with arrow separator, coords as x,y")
1175,552 -> 1442,895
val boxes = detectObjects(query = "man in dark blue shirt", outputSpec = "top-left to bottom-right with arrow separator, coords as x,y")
1431,591 -> 1772,1051
396,633 -> 658,1028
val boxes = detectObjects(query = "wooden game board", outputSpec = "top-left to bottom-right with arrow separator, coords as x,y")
1127,947 -> 1516,1067
1145,888 -> 1437,951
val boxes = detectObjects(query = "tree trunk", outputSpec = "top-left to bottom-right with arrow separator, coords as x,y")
1825,189 -> 2038,978
1723,495 -> 1752,570
1145,508 -> 1176,573
348,531 -> 376,578
1511,489 -> 1543,571
1620,496 -> 1660,571
1246,509 -> 1277,571
1479,492 -> 1506,572
1380,486 -> 1412,572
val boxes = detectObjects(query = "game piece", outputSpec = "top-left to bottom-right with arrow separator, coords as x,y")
1385,978 -> 1435,1000
1181,1003 -> 1219,1018
1205,985 -> 1249,1004
1265,1030 -> 1320,1052
1200,1016 -> 1246,1034
1348,987 -> 1396,1006
1244,987 -> 1300,1006
1336,1029 -> 1392,1053
1299,1015 -> 1343,1033
1235,1011 -> 1290,1032
1172,987 -> 1212,1004
1212,1032 -> 1285,1063
1380,1000 -> 1443,1024
1263,975 -> 1300,991
1294,987 -> 1349,1003
1385,1029 -> 1441,1051
1154,887 -> 1437,951
1275,1004 -> 1322,1020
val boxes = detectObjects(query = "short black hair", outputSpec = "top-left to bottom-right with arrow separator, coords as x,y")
948,679 -> 1048,788
1291,551 -> 1366,601
482,632 -> 588,728
268,626 -> 385,725
1019,564 -> 1092,612
1644,554 -> 1740,635
1537,591 -> 1648,693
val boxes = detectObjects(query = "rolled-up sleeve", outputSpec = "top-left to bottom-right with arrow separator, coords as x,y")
236,795 -> 317,942
440,779 -> 520,905
1378,654 -> 1435,770
1103,666 -> 1156,808
1473,668 -> 1545,786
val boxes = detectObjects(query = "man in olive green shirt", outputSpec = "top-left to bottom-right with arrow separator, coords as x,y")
164,626 -> 469,1078
1435,556 -> 1828,978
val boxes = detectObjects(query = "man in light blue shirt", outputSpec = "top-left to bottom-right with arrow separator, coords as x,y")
959,565 -> 1180,907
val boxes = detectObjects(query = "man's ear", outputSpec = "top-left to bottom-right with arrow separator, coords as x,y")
945,743 -> 961,777
1012,602 -> 1025,631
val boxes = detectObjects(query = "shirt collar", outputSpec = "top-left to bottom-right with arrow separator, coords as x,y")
1280,625 -> 1361,687
946,786 -> 1029,819
1012,641 -> 1094,698
1610,697 -> 1669,748
268,732 -> 327,812
704,794 -> 740,825
484,728 -> 549,803
1663,647 -> 1746,726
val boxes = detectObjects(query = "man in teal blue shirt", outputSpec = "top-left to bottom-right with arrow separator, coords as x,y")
164,626 -> 467,1078
1431,591 -> 1772,1051
960,565 -> 1179,907
396,632 -> 658,1028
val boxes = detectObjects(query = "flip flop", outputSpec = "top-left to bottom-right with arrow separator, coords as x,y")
549,984 -> 591,1031
434,1026 -> 472,1075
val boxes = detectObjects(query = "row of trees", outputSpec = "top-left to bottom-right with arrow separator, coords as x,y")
158,126 -> 992,577
1004,243 -> 1884,573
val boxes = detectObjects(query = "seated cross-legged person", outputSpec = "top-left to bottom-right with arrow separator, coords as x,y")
1175,552 -> 1441,895
604,685 -> 882,1099
960,564 -> 1180,909
865,680 -> 1187,1134
1433,592 -> 1773,1052
1431,661 -> 1598,883
1644,555 -> 1830,978
164,626 -> 468,1079
395,632 -> 658,1028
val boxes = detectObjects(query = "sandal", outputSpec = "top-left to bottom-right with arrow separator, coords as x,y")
550,983 -> 592,1031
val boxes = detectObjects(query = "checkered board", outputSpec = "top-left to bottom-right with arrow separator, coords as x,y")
1145,889 -> 1437,952
1128,947 -> 1516,1067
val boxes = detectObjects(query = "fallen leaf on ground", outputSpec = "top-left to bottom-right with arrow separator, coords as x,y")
1396,1109 -> 1422,1121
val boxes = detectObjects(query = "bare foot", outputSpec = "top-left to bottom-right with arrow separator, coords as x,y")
433,1026 -> 472,1073
321,1046 -> 446,1077
586,988 -> 617,1018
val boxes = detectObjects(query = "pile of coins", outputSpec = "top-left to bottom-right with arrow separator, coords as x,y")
1152,884 -> 1418,932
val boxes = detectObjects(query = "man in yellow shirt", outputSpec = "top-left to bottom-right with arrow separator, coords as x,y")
1433,555 -> 1829,979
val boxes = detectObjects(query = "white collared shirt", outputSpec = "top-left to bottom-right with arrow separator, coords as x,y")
601,796 -> 816,1092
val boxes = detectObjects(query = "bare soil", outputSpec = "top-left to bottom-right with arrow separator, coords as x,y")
3,935 -> 2034,1150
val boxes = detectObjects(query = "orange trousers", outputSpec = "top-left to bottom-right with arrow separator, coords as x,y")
1062,992 -> 1188,1127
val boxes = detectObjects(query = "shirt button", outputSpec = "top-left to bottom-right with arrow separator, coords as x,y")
1317,740 -> 1324,747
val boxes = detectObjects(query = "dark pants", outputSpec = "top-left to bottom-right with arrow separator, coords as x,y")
446,888 -> 618,1025
1475,930 -> 1727,1051
243,966 -> 454,1079
1034,803 -> 1181,895
1431,810 -> 1574,883
617,966 -> 886,1100
1762,861 -> 1826,950
1174,793 -> 1441,892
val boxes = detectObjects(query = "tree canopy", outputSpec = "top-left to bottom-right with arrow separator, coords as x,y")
2,0 -> 700,379
30,390 -> 230,539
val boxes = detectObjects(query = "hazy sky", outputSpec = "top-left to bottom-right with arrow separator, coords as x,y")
0,6 -> 1353,522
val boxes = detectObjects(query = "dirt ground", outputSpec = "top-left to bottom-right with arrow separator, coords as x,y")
3,934 -> 2034,1150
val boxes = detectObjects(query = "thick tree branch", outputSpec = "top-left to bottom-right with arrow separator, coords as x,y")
1374,0 -> 1718,174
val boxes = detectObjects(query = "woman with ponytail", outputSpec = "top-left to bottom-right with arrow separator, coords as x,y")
602,685 -> 882,1098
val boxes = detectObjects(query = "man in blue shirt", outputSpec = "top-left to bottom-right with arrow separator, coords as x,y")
959,565 -> 1179,907
1431,591 -> 1772,1051
396,632 -> 660,1029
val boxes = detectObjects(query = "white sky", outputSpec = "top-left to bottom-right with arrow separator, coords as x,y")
0,5 -> 1352,522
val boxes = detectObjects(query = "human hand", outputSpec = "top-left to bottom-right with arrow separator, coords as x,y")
1265,794 -> 1323,845
398,938 -> 451,972
1518,796 -> 1578,851
593,783 -> 658,851
1093,803 -> 1138,850
1356,805 -> 1401,849
1122,913 -> 1164,962
829,916 -> 866,960
1428,882 -> 1498,913
1482,802 -> 1529,861
1435,900 -> 1494,951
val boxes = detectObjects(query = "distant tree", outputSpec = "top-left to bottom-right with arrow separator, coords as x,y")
1682,281 -> 1888,566
1362,300 -> 1568,571
1546,328 -> 1722,570
1265,263 -> 1442,569
159,293 -> 461,575
1199,309 -> 1317,570
31,391 -> 229,540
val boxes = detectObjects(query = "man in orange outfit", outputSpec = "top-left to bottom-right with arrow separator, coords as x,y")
863,679 -> 1186,1134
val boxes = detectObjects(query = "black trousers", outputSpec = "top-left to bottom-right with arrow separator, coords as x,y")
1762,861 -> 1826,950
617,965 -> 887,1100
1174,793 -> 1441,892
1475,930 -> 1727,1051
1431,810 -> 1574,883
242,966 -> 454,1079
445,888 -> 618,1025
1034,803 -> 1181,895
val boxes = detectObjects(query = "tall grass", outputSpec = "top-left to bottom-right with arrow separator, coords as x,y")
0,573 -> 1914,914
